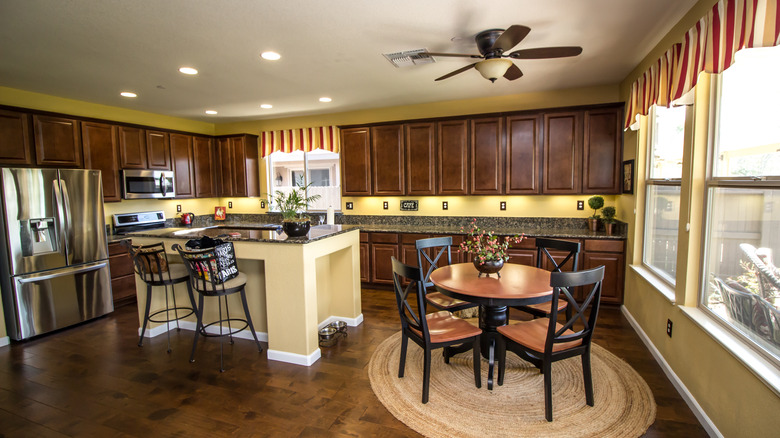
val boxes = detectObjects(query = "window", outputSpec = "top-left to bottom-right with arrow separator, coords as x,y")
643,104 -> 686,284
701,46 -> 780,364
267,149 -> 341,211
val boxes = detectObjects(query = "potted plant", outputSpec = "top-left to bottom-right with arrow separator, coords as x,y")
460,219 -> 524,277
601,206 -> 617,235
587,195 -> 604,232
268,181 -> 322,237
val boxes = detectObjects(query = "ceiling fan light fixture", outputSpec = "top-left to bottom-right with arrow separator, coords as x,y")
475,58 -> 513,82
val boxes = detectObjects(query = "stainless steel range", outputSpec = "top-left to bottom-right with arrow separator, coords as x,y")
112,210 -> 167,235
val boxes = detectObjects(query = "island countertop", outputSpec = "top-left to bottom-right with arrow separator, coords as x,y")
124,224 -> 359,243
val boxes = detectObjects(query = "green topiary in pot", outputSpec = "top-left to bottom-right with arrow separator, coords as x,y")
268,178 -> 322,237
601,206 -> 617,235
587,196 -> 604,232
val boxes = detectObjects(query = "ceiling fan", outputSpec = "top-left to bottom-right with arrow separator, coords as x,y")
426,25 -> 583,82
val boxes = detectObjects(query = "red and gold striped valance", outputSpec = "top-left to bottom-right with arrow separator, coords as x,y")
259,126 -> 340,157
625,0 -> 779,128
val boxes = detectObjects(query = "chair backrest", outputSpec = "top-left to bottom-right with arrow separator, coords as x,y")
173,243 -> 229,295
714,277 -> 760,330
739,243 -> 780,300
129,242 -> 173,285
391,257 -> 430,341
416,236 -> 453,289
545,266 -> 605,352
536,237 -> 581,273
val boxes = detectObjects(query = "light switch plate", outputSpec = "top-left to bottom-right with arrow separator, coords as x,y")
346,202 -> 353,210
442,201 -> 448,210
228,201 -> 233,208
500,201 -> 506,211
577,200 -> 584,210
260,200 -> 266,209
383,201 -> 388,210
176,204 -> 181,213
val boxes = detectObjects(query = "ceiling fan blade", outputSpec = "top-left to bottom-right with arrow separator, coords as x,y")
424,52 -> 483,59
434,63 -> 478,81
508,46 -> 583,59
503,63 -> 523,80
491,25 -> 531,53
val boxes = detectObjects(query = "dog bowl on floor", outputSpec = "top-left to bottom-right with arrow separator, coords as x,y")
319,326 -> 339,347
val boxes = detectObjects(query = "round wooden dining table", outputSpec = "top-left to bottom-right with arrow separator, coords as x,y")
430,262 -> 553,389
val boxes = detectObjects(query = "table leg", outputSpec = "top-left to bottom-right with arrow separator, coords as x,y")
479,305 -> 508,390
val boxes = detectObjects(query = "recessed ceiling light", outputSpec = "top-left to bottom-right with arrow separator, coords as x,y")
319,97 -> 332,102
261,51 -> 281,61
179,67 -> 198,75
120,91 -> 137,98
205,110 -> 218,115
260,104 -> 273,109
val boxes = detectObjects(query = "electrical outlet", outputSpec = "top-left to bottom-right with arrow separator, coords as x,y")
442,201 -> 448,210
260,200 -> 266,208
176,204 -> 181,213
577,200 -> 584,210
500,201 -> 506,211
383,201 -> 388,210
346,202 -> 353,210
666,319 -> 673,337
228,201 -> 233,209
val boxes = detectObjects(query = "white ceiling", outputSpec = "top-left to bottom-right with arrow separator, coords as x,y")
0,0 -> 698,123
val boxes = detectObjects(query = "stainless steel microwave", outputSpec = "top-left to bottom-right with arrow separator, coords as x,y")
121,169 -> 175,199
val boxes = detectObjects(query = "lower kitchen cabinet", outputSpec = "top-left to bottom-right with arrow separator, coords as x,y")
108,241 -> 136,307
369,233 -> 399,285
582,239 -> 625,304
359,233 -> 370,283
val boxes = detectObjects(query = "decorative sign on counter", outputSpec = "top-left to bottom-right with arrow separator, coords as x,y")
400,200 -> 418,211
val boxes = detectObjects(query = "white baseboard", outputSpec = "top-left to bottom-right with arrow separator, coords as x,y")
0,336 -> 9,348
318,313 -> 364,330
138,321 -> 269,343
620,305 -> 722,438
267,348 -> 321,366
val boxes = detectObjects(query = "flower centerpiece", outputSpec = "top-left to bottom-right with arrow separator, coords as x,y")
460,219 -> 524,278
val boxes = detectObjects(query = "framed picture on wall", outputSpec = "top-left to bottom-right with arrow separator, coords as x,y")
623,159 -> 635,194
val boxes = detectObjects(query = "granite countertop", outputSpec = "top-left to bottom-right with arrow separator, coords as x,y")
124,223 -> 360,244
354,224 -> 624,240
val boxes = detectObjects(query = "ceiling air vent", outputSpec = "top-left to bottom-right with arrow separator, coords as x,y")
383,49 -> 435,68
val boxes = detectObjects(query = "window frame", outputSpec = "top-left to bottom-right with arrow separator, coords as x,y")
266,149 -> 341,213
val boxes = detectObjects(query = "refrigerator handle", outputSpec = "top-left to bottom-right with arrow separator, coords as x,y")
16,261 -> 108,283
52,179 -> 68,256
60,178 -> 73,256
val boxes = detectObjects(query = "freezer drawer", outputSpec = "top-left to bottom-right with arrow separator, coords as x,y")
5,261 -> 113,340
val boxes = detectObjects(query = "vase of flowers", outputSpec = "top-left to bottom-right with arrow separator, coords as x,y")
460,219 -> 524,278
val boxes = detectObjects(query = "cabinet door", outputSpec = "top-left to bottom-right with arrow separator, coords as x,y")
118,126 -> 147,169
145,130 -> 170,170
193,136 -> 216,198
341,128 -> 372,195
231,136 -> 248,197
437,120 -> 469,195
0,109 -> 33,166
170,133 -> 194,198
371,124 -> 405,195
81,121 -> 121,202
542,112 -> 581,194
217,138 -> 234,197
371,243 -> 399,284
583,107 -> 622,194
506,114 -> 541,194
33,115 -> 82,167
241,134 -> 260,197
471,117 -> 503,194
359,237 -> 370,283
507,248 -> 536,267
583,250 -> 625,304
405,122 -> 436,195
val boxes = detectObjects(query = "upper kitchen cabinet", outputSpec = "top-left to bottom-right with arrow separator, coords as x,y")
341,127 -> 372,196
506,114 -> 542,195
582,107 -> 623,194
216,137 -> 233,197
405,122 -> 436,195
145,130 -> 170,170
33,115 -> 82,168
170,133 -> 194,198
193,136 -> 216,198
371,124 -> 405,195
217,134 -> 259,197
470,117 -> 503,194
118,126 -> 147,169
0,109 -> 33,166
437,119 -> 469,195
81,121 -> 121,202
542,111 -> 581,194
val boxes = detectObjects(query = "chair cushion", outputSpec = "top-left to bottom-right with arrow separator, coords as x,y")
425,292 -> 472,310
521,300 -> 568,315
193,271 -> 247,295
410,310 -> 482,343
498,318 -> 582,353
140,263 -> 189,284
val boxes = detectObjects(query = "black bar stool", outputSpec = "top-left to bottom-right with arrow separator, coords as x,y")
128,242 -> 195,353
173,243 -> 263,372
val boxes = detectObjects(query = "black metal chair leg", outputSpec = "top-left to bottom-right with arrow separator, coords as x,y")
583,349 -> 594,406
543,360 -> 553,422
239,289 -> 263,352
190,293 -> 204,363
224,295 -> 234,345
138,285 -> 153,347
163,284 -> 172,353
218,296 -> 225,372
422,348 -> 431,404
497,336 -> 506,386
398,333 -> 408,378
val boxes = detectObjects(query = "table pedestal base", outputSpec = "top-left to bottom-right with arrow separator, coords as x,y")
444,305 -> 508,390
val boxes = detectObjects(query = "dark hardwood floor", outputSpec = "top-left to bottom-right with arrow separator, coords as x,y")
0,289 -> 707,437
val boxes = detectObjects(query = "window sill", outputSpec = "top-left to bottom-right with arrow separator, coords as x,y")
630,264 -> 676,304
679,306 -> 780,397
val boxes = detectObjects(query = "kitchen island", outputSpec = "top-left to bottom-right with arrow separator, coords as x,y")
126,224 -> 362,366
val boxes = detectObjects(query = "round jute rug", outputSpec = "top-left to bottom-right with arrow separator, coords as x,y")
368,331 -> 656,438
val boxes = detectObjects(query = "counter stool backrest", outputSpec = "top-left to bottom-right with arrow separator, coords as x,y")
129,242 -> 180,285
173,244 -> 240,296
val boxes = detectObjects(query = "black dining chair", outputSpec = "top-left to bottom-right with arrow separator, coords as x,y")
497,266 -> 604,422
515,237 -> 581,318
416,237 -> 478,313
391,257 -> 482,403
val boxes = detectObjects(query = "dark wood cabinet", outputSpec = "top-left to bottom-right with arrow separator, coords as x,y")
118,126 -> 147,169
231,136 -> 249,197
506,115 -> 542,194
371,124 -> 405,195
145,130 -> 170,170
33,115 -> 82,167
583,107 -> 622,194
582,239 -> 625,304
341,128 -> 372,196
470,117 -> 503,194
108,241 -> 136,307
0,109 -> 33,166
170,133 -> 194,198
369,233 -> 399,285
216,134 -> 259,197
542,112 -> 581,194
81,121 -> 121,202
437,119 -> 469,195
216,137 -> 233,196
359,233 -> 370,283
507,237 -> 537,267
193,136 -> 216,198
405,122 -> 436,195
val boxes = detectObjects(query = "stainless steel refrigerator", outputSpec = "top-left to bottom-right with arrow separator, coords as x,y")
0,167 -> 113,340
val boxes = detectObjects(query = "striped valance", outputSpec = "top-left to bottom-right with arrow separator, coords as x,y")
259,126 -> 340,157
625,0 -> 780,128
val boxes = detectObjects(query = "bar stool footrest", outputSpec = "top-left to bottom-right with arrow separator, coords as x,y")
148,307 -> 195,324
199,318 -> 250,337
